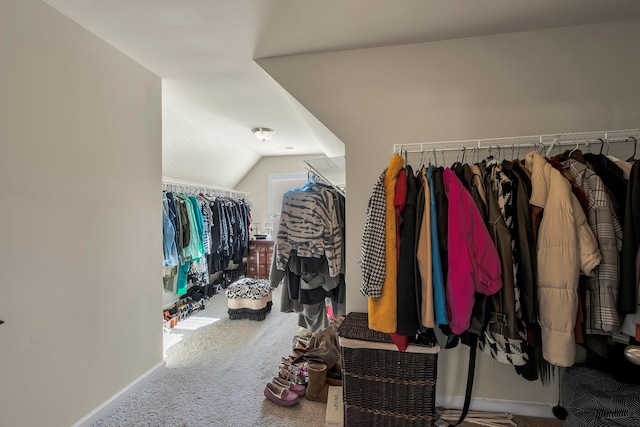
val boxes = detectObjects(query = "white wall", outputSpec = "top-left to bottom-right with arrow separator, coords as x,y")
0,1 -> 162,426
234,154 -> 320,234
258,19 -> 640,411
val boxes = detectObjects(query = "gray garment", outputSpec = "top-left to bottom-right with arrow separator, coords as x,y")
163,267 -> 178,292
566,159 -> 622,333
276,185 -> 342,277
297,301 -> 329,333
270,249 -> 330,332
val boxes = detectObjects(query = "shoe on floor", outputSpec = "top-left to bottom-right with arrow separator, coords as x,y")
273,377 -> 306,397
264,383 -> 299,407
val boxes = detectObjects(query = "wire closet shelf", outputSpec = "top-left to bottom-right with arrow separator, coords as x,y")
162,180 -> 249,199
393,129 -> 640,160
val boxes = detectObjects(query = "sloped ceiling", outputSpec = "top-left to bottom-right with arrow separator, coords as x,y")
43,0 -> 640,188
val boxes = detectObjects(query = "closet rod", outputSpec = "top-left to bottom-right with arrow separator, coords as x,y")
393,128 -> 640,154
162,180 -> 249,199
304,165 -> 346,196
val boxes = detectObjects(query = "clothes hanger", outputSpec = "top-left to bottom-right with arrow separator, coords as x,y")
483,146 -> 493,163
627,136 -> 637,162
451,147 -> 465,170
491,146 -> 500,165
568,142 -> 580,158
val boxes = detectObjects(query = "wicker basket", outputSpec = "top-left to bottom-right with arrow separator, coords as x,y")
337,312 -> 439,427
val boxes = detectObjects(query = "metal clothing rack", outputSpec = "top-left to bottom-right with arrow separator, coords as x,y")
393,129 -> 640,162
304,156 -> 346,196
162,180 -> 249,199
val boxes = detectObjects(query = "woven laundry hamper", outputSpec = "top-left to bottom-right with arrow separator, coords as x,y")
225,278 -> 272,321
337,312 -> 439,427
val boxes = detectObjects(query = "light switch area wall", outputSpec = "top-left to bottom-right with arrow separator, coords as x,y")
0,1 -> 162,426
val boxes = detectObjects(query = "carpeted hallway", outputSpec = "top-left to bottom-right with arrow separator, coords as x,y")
94,287 -> 327,426
92,287 -> 563,426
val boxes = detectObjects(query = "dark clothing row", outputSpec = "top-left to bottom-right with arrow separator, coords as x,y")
208,198 -> 251,274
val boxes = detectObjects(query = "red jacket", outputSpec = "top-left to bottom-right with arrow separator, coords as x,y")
443,168 -> 503,335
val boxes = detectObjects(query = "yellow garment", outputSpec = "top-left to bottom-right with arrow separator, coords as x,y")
368,154 -> 404,332
416,167 -> 435,328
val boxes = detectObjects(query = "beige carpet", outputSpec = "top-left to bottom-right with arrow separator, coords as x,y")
93,287 -> 327,427
92,287 -> 563,426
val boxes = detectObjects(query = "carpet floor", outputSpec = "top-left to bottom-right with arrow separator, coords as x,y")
92,287 -> 563,427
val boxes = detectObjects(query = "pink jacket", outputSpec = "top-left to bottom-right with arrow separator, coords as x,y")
443,168 -> 503,335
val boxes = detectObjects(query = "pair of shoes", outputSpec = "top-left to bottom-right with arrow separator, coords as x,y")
273,377 -> 305,397
292,336 -> 310,353
280,357 -> 307,385
264,383 -> 299,407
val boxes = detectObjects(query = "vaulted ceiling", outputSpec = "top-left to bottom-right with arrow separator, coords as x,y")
43,0 -> 640,188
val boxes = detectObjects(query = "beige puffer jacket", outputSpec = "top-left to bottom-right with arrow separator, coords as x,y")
526,151 -> 601,367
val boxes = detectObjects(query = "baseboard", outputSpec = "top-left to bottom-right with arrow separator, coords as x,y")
72,360 -> 166,427
436,394 -> 555,418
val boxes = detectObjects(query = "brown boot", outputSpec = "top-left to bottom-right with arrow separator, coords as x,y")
305,362 -> 330,402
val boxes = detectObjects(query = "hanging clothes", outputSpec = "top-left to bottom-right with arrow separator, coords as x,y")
432,167 -> 450,288
396,165 -> 420,337
178,194 -> 204,262
162,195 -> 180,268
368,154 -> 404,333
526,151 -> 601,367
360,142 -> 640,374
621,161 -> 640,317
275,185 -> 342,277
476,162 -> 528,367
563,158 -> 623,334
443,167 -> 503,335
162,190 -> 251,296
197,196 -> 213,255
426,166 -> 448,326
501,160 -> 540,380
416,167 -> 434,329
501,160 -> 538,326
583,153 -> 627,227
360,172 -> 386,298
271,180 -> 346,333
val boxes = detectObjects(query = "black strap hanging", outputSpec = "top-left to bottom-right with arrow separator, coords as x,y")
448,335 -> 479,426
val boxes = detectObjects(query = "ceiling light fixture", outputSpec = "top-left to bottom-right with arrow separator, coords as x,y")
252,127 -> 275,142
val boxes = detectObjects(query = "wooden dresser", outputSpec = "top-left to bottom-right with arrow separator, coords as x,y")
247,240 -> 274,279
